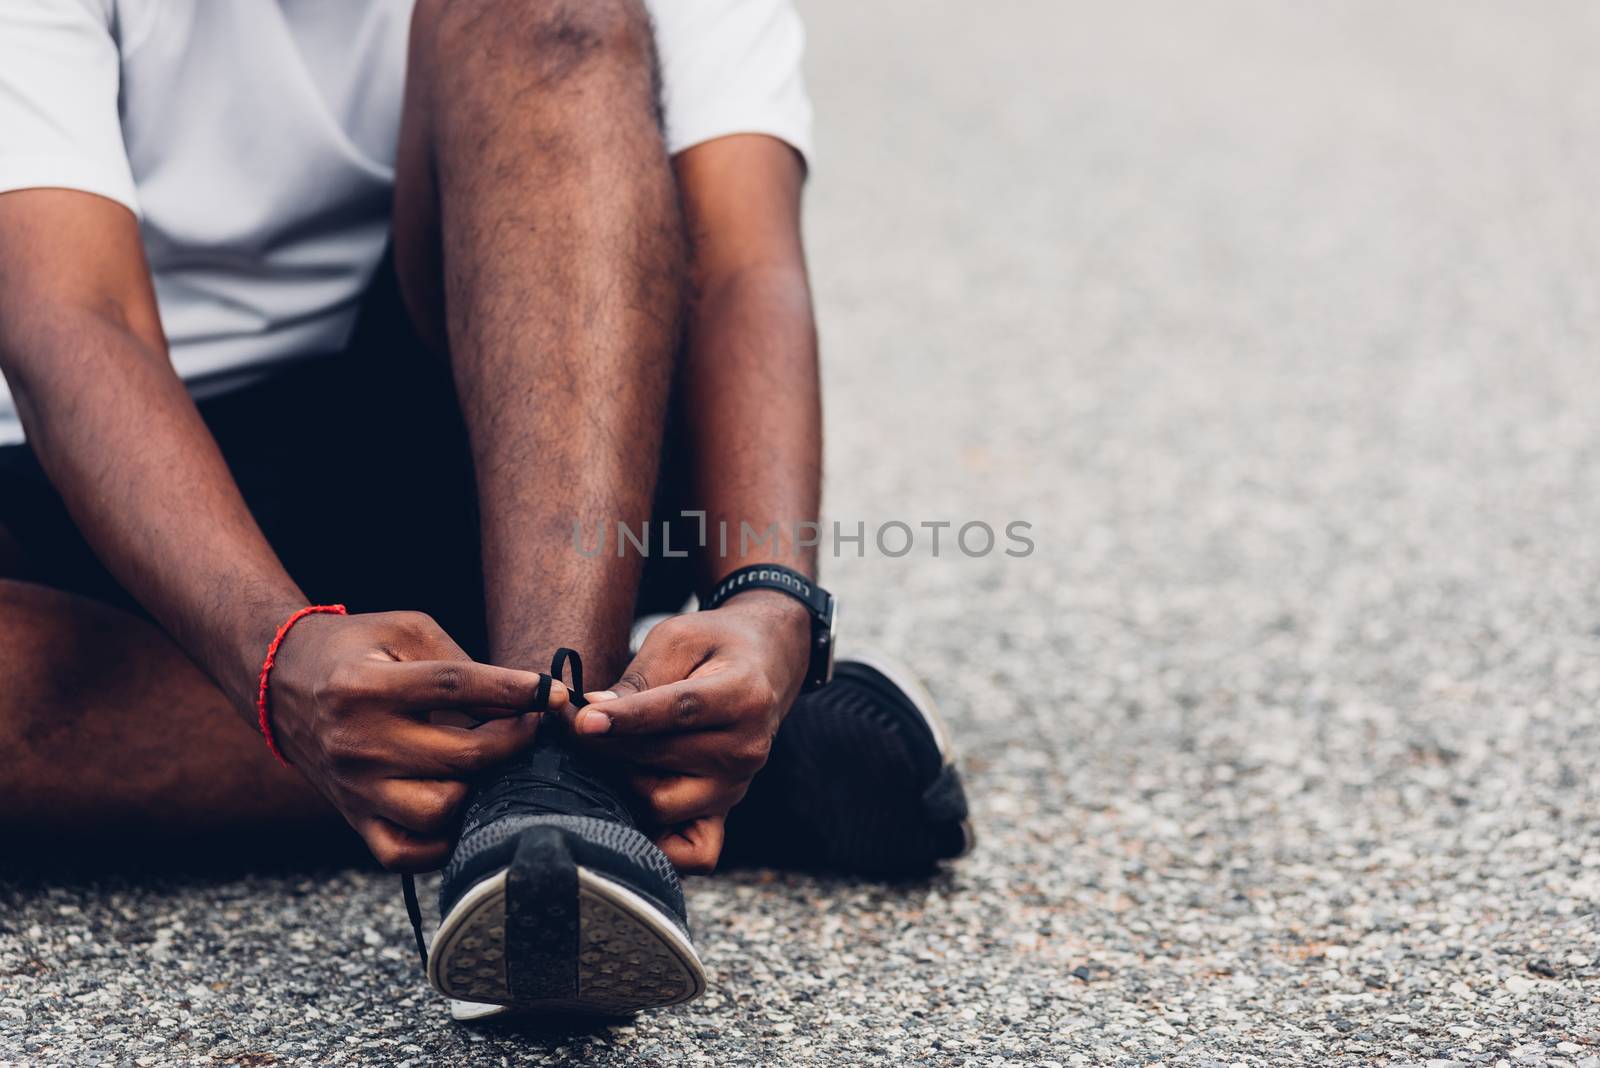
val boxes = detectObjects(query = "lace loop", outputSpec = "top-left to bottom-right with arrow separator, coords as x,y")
551,646 -> 588,709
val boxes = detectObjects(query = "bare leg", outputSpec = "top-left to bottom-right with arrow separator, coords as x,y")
0,569 -> 349,859
393,0 -> 684,684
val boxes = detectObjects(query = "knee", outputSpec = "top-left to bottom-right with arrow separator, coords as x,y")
414,0 -> 658,92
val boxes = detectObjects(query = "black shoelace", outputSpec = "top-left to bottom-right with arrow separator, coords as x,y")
400,647 -> 590,970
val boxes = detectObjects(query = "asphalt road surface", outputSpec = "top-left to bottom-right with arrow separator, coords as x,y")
5,2 -> 1600,1064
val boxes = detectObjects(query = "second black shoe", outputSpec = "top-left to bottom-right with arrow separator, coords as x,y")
722,653 -> 975,876
408,650 -> 706,1021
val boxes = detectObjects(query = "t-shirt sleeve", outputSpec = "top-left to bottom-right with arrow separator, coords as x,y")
0,0 -> 139,214
651,0 -> 814,165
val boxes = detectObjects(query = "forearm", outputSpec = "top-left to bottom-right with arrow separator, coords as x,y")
4,310 -> 305,714
683,265 -> 821,583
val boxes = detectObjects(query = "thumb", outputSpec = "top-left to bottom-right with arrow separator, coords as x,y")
569,621 -> 703,735
560,647 -> 654,736
601,652 -> 655,702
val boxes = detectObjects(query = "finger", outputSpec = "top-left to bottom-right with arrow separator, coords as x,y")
379,714 -> 541,778
656,816 -> 725,876
586,617 -> 710,706
573,672 -> 744,737
563,617 -> 713,735
369,777 -> 470,837
369,659 -> 567,715
560,641 -> 667,734
632,773 -> 743,828
361,817 -> 452,872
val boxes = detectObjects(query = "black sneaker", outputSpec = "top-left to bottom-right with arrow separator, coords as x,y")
404,649 -> 706,1021
722,653 -> 975,876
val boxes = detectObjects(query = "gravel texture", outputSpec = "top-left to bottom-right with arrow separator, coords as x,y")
6,1 -> 1600,1064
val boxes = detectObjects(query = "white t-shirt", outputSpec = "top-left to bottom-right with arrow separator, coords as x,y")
0,0 -> 812,446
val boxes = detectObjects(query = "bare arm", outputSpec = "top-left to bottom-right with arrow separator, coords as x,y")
0,190 -> 305,704
677,135 -> 821,585
0,190 -> 558,869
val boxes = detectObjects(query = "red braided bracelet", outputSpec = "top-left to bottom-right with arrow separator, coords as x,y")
256,604 -> 347,766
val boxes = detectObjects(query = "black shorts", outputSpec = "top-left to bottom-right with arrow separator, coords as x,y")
0,265 -> 691,660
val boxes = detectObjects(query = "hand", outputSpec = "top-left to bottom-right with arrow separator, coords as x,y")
561,591 -> 811,873
264,610 -> 566,870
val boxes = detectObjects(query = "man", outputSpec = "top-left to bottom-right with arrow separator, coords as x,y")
0,0 -> 970,1018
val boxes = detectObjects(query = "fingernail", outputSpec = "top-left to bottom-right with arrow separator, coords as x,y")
585,690 -> 618,702
576,709 -> 612,734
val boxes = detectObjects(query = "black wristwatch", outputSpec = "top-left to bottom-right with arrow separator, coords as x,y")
701,564 -> 837,692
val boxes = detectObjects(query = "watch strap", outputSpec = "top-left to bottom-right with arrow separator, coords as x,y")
702,564 -> 830,618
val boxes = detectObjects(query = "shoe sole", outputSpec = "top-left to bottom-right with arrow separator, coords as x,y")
843,651 -> 976,858
429,836 -> 706,1018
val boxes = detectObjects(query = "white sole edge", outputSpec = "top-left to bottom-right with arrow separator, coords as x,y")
431,864 -> 706,1020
